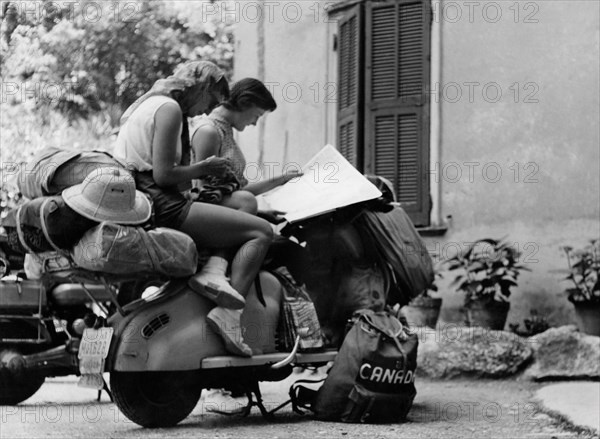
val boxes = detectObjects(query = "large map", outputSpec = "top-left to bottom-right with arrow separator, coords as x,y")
259,145 -> 382,223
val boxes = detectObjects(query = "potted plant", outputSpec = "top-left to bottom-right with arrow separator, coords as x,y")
508,309 -> 550,337
560,239 -> 600,336
401,271 -> 442,328
445,238 -> 530,330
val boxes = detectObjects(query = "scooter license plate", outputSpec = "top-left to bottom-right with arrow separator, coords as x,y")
78,327 -> 113,374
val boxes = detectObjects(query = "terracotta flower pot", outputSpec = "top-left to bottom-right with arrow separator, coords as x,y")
463,300 -> 510,330
402,297 -> 442,328
571,301 -> 600,336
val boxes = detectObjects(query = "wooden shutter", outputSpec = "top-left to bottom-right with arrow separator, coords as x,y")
364,0 -> 431,226
336,3 -> 364,170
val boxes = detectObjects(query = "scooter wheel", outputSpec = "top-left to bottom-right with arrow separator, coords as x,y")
0,349 -> 45,405
110,371 -> 202,428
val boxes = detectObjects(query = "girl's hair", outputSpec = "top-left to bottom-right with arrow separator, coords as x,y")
121,61 -> 228,122
223,78 -> 277,112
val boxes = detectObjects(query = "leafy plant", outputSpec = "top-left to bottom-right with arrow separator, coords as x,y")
560,239 -> 600,303
509,309 -> 550,337
445,238 -> 530,306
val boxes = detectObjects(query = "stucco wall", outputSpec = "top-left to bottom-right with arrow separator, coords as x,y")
233,1 -> 336,174
432,0 -> 600,328
232,0 -> 600,328
438,0 -> 599,227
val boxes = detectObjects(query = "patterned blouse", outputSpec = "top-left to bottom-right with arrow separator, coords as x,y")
191,108 -> 248,187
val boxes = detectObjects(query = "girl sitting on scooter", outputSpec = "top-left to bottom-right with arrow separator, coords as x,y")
190,78 -> 302,221
114,61 -> 273,357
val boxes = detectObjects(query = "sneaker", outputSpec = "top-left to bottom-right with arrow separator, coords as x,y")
207,307 -> 253,357
204,389 -> 249,415
188,272 -> 245,309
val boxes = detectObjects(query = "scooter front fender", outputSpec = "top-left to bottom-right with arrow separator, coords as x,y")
108,272 -> 282,372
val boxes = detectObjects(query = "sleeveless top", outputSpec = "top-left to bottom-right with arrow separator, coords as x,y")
114,95 -> 183,172
191,109 -> 248,187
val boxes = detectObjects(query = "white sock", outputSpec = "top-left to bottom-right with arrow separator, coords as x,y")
201,256 -> 228,276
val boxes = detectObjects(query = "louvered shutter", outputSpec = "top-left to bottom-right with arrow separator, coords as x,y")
364,0 -> 431,226
336,3 -> 364,169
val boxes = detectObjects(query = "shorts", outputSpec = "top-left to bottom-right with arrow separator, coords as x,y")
133,171 -> 192,230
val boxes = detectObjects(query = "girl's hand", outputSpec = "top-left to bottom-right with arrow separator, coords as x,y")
281,170 -> 303,184
257,209 -> 287,224
197,156 -> 232,178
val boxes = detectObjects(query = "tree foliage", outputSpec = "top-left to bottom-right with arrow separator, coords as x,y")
1,0 -> 234,120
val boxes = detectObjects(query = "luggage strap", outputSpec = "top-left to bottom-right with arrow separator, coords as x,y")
39,198 -> 69,255
15,206 -> 37,256
267,377 -> 326,416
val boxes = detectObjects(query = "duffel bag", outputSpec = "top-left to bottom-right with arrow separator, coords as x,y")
1,196 -> 97,255
355,206 -> 434,305
72,222 -> 198,278
16,146 -> 126,199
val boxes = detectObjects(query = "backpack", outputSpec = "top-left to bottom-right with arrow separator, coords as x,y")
312,309 -> 418,423
355,206 -> 434,305
1,196 -> 97,255
16,147 -> 126,200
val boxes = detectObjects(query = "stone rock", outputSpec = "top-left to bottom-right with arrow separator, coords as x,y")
415,326 -> 533,378
524,325 -> 600,380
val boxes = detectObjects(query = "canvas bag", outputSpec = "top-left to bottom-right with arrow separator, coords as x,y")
313,309 -> 418,423
356,206 -> 434,305
272,268 -> 324,351
71,222 -> 198,277
16,147 -> 127,200
1,196 -> 97,255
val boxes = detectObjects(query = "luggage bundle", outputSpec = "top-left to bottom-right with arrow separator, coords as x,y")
1,147 -> 198,278
355,205 -> 435,306
2,196 -> 97,255
14,147 -> 127,200
72,222 -> 197,278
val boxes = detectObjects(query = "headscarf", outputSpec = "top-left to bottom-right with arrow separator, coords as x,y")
120,61 -> 228,168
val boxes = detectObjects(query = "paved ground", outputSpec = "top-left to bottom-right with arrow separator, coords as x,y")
534,382 -> 600,433
0,373 -> 598,439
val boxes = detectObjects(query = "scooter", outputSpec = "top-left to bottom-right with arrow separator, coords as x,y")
97,200 -> 394,428
1,200 -> 389,428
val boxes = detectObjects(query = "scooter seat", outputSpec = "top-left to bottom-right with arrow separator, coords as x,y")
51,283 -> 113,306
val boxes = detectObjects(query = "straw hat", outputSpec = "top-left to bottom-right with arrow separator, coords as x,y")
62,167 -> 151,225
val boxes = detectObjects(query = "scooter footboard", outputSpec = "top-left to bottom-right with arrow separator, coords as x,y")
108,272 -> 283,372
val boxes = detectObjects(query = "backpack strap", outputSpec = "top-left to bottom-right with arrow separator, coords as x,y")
289,378 -> 326,414
270,269 -> 311,301
39,198 -> 68,254
15,206 -> 37,255
267,377 -> 326,416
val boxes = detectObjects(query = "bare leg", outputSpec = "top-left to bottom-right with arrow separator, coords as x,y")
179,202 -> 273,297
220,190 -> 258,215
